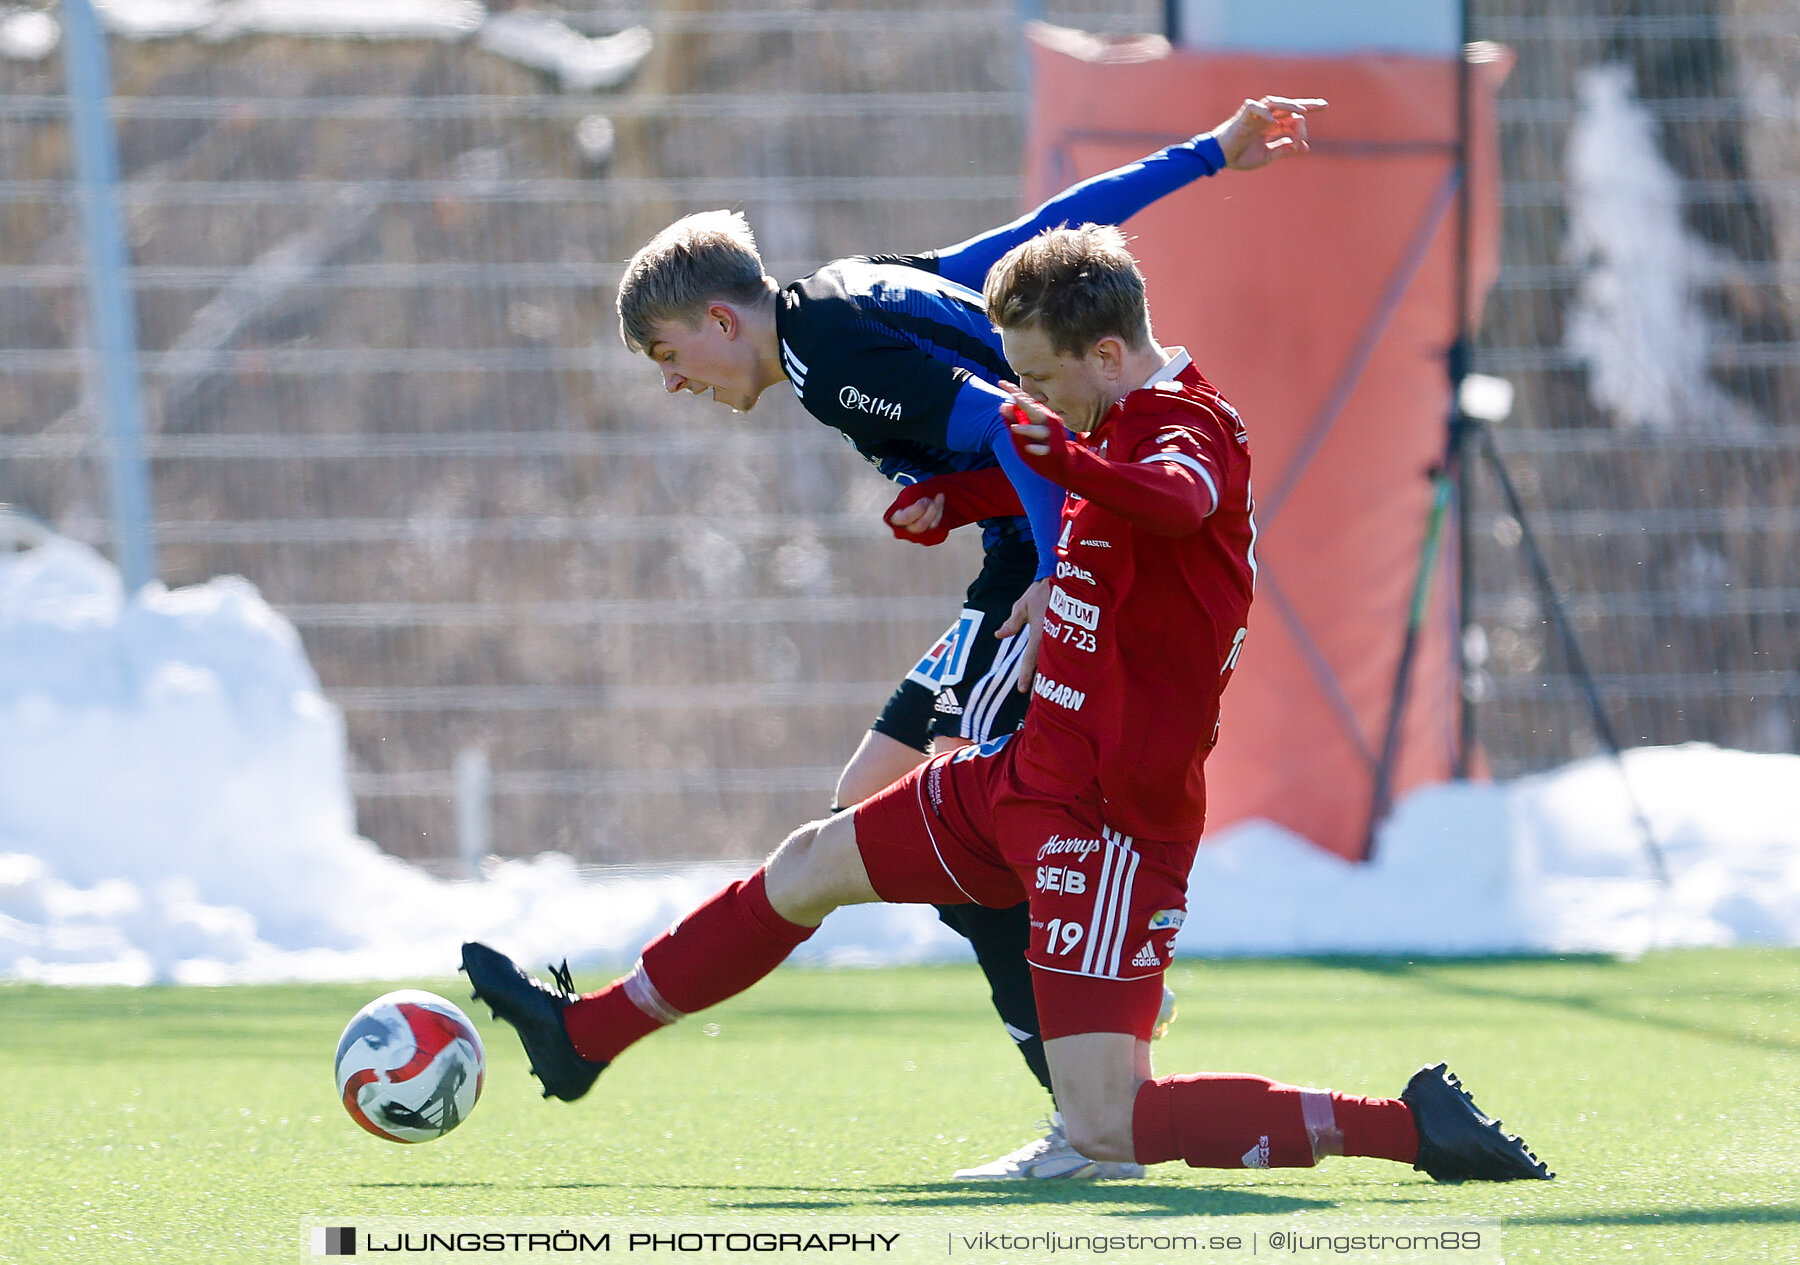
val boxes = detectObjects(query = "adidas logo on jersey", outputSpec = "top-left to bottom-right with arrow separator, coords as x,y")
1131,943 -> 1160,968
933,693 -> 964,715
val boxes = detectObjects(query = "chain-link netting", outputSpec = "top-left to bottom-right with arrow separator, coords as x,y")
1470,0 -> 1800,774
3,0 -> 1793,865
0,1 -> 1161,866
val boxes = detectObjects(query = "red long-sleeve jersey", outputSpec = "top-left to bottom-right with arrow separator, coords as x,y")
1009,361 -> 1257,842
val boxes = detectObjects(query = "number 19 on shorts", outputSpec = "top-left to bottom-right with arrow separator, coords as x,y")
1042,918 -> 1084,955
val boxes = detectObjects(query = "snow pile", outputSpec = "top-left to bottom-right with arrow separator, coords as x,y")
0,6 -> 60,60
203,0 -> 485,42
0,535 -> 965,985
0,536 -> 1796,987
93,0 -> 484,41
1185,747 -> 1800,957
1563,63 -> 1756,431
477,13 -> 652,94
81,1 -> 653,92
0,534 -> 387,984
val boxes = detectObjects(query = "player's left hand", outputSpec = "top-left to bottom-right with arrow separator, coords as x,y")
997,576 -> 1052,693
1214,96 -> 1329,170
886,490 -> 947,537
1001,386 -> 1076,474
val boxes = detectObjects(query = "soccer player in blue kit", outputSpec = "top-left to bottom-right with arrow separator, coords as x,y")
612,95 -> 1325,1178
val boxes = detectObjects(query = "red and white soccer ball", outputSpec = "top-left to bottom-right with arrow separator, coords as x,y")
334,990 -> 485,1143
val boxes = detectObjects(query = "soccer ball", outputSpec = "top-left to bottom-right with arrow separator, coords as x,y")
334,990 -> 485,1143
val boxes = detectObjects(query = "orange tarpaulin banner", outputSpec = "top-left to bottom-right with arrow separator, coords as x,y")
1023,28 -> 1511,860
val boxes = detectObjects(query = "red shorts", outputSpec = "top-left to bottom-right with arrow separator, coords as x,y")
853,737 -> 1198,1041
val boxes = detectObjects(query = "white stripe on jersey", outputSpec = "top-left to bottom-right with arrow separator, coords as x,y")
1079,843 -> 1118,976
1140,451 -> 1219,515
961,626 -> 1030,743
780,340 -> 809,388
1078,830 -> 1140,978
1245,475 -> 1259,590
1102,829 -> 1141,976
1110,848 -> 1141,976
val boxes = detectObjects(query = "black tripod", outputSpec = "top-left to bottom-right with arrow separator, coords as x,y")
1361,20 -> 1668,883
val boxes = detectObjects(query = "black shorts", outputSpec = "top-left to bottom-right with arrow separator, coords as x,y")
871,541 -> 1035,752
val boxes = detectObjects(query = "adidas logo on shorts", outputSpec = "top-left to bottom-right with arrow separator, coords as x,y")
1131,943 -> 1161,968
1242,1135 -> 1271,1169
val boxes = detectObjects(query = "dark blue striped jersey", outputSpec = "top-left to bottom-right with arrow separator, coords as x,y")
776,257 -> 1029,551
771,132 -> 1228,575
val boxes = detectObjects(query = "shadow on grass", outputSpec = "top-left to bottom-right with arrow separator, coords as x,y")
726,1006 -> 1018,1026
350,1181 -> 502,1189
538,1181 -> 1343,1215
1306,955 -> 1800,1057
1512,1204 -> 1800,1227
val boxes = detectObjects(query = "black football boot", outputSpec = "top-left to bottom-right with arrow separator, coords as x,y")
461,941 -> 607,1102
1402,1063 -> 1554,1182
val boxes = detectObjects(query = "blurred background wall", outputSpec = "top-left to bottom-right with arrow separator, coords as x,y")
1,0 -> 1795,868
1469,0 -> 1800,775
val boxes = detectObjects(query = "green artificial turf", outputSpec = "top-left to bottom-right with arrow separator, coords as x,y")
1,950 -> 1796,1262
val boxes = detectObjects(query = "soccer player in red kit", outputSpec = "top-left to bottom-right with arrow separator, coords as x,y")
463,228 -> 1552,1184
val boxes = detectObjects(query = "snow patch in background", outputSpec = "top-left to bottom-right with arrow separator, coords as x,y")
82,1 -> 653,93
1563,63 -> 1757,432
1185,746 -> 1800,957
93,0 -> 485,41
477,14 -> 652,94
0,7 -> 60,60
0,538 -> 1796,987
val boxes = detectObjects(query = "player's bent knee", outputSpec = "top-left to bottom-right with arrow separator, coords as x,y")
1063,1110 -> 1137,1164
770,817 -> 826,863
1046,1031 -> 1143,1163
766,818 -> 828,889
765,814 -> 877,926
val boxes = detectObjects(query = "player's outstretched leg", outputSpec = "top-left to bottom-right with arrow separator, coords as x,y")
1130,1066 -> 1552,1182
1401,1063 -> 1554,1182
464,821 -> 860,1104
460,943 -> 607,1102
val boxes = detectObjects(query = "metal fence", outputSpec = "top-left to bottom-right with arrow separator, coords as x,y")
1,0 -> 1794,865
1469,0 -> 1800,773
0,0 -> 1161,867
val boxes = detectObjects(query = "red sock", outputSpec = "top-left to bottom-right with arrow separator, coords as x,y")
1333,1092 -> 1419,1165
1132,1074 -> 1418,1169
561,869 -> 815,1064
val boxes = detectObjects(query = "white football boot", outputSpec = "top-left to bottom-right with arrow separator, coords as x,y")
952,1113 -> 1144,1180
952,985 -> 1176,1181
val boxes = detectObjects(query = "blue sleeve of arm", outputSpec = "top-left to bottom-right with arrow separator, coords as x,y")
944,378 -> 1065,579
932,133 -> 1227,290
